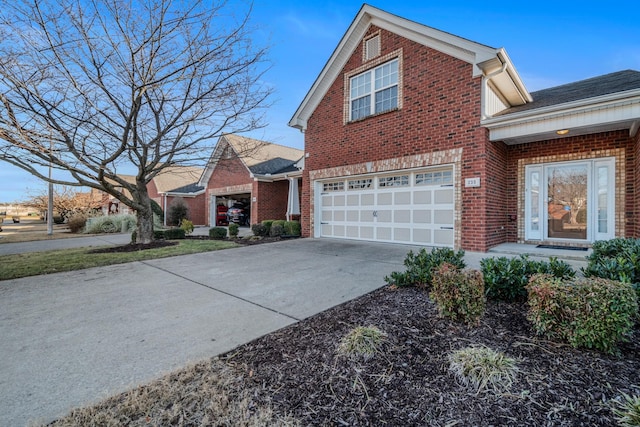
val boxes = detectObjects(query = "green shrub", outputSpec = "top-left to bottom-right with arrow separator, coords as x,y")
251,223 -> 268,237
180,219 -> 194,235
384,247 -> 466,289
526,274 -> 638,354
67,214 -> 88,233
167,198 -> 188,226
284,220 -> 301,236
153,230 -> 166,240
261,220 -> 274,234
164,228 -> 186,239
131,230 -> 137,243
481,255 -> 575,302
209,227 -> 227,239
583,238 -> 640,287
150,199 -> 164,223
270,224 -> 284,237
612,393 -> 640,427
53,215 -> 65,224
448,346 -> 518,394
430,263 -> 486,325
338,326 -> 387,360
228,222 -> 239,238
84,214 -> 136,234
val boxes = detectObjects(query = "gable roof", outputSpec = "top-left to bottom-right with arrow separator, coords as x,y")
198,134 -> 304,186
153,166 -> 204,193
289,3 -> 530,131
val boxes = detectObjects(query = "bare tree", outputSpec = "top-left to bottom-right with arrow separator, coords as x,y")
0,0 -> 271,242
25,185 -> 102,220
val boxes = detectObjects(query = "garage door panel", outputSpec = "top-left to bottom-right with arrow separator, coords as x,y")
414,190 -> 431,204
395,210 -> 411,223
378,193 -> 392,205
434,210 -> 453,225
394,192 -> 411,204
361,194 -> 375,205
318,167 -> 454,247
434,189 -> 453,204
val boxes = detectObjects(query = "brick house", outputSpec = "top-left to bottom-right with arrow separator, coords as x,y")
198,134 -> 304,227
147,166 -> 206,225
289,5 -> 640,251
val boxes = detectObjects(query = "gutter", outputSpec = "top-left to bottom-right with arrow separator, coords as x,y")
482,87 -> 640,128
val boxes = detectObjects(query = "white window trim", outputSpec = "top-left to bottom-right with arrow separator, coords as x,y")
348,59 -> 398,121
343,49 -> 403,125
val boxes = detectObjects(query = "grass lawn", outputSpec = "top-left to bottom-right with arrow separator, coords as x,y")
0,239 -> 238,280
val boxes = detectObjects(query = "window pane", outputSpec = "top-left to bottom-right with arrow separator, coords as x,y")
597,166 -> 608,233
351,95 -> 371,120
350,73 -> 370,98
375,60 -> 398,90
547,164 -> 587,240
375,86 -> 397,113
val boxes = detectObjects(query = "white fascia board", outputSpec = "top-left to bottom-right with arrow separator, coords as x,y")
483,92 -> 640,142
253,170 -> 303,183
163,190 -> 205,198
483,88 -> 640,127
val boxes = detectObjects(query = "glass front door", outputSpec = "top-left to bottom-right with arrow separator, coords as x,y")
525,158 -> 614,243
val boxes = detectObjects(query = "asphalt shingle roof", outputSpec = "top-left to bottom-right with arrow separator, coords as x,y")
497,70 -> 640,116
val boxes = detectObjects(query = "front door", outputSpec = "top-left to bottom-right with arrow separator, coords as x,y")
525,158 -> 614,243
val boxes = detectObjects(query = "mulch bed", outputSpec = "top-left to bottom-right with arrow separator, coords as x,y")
222,286 -> 640,426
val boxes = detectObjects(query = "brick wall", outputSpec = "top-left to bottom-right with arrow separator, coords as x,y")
506,130 -> 636,241
164,194 -> 206,226
254,180 -> 290,223
302,25 -> 492,251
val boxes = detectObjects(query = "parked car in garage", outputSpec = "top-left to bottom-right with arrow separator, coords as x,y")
226,202 -> 250,225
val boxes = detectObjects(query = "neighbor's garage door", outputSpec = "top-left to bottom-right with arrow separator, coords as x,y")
318,167 -> 454,247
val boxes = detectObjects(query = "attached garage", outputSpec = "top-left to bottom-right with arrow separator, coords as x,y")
316,166 -> 455,247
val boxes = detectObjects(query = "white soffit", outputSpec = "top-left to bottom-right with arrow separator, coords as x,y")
482,89 -> 640,144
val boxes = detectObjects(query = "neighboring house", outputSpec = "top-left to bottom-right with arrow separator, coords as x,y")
146,166 -> 206,225
289,4 -> 640,251
198,134 -> 304,227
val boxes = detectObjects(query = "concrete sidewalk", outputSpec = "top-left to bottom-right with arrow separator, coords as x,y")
0,237 -> 590,426
0,225 -> 250,256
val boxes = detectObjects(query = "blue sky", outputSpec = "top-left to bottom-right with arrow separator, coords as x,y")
1,0 -> 639,202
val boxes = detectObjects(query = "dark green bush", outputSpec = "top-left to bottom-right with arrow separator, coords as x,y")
131,230 -> 137,243
251,223 -> 268,237
384,247 -> 466,289
481,255 -> 575,302
272,219 -> 286,229
430,263 -> 486,325
163,228 -> 186,239
53,215 -> 65,224
153,230 -> 166,239
261,220 -> 274,235
209,227 -> 227,239
582,238 -> 640,287
527,274 -> 638,354
228,222 -> 239,238
167,198 -> 188,226
150,199 -> 164,223
270,224 -> 285,237
284,220 -> 301,236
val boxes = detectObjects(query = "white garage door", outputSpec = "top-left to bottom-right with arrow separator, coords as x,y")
318,167 -> 455,247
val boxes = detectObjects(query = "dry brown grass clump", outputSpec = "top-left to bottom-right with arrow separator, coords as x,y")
46,359 -> 299,427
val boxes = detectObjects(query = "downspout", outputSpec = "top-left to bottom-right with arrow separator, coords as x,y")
163,193 -> 167,227
481,61 -> 507,120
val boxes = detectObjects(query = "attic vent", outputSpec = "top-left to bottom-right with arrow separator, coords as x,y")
364,34 -> 380,61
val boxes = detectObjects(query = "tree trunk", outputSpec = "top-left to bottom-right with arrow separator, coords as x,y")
134,182 -> 155,244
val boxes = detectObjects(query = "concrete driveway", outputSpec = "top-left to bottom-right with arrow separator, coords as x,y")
0,238 -> 412,426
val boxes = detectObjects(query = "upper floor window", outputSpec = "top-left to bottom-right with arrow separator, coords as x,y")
349,59 -> 398,121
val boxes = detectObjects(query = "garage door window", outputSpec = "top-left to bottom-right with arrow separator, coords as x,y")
379,175 -> 409,187
323,181 -> 344,192
416,170 -> 452,185
348,179 -> 373,190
